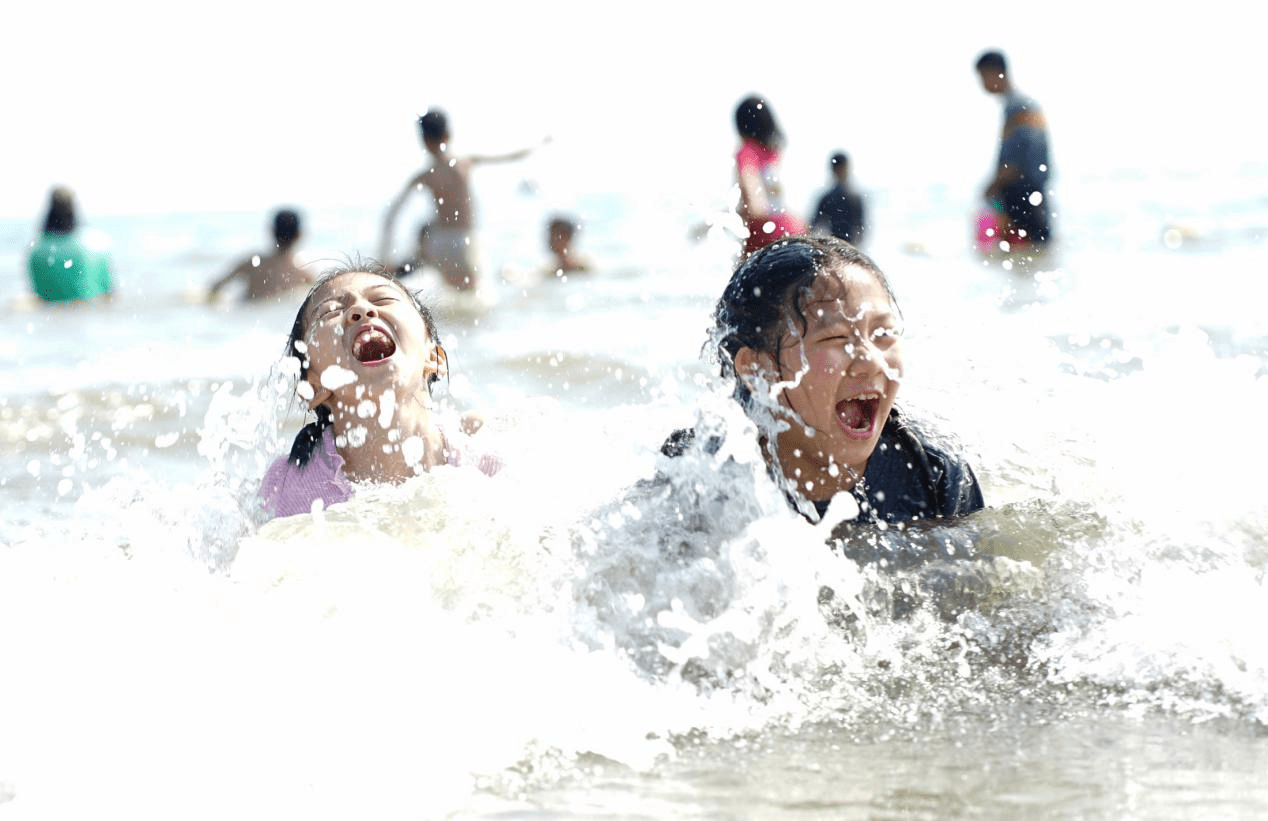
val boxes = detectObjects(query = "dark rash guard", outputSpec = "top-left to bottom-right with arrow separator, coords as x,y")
660,409 -> 984,526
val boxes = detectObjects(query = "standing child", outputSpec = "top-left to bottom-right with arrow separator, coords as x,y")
379,108 -> 544,292
259,261 -> 500,519
975,50 -> 1052,249
208,208 -> 315,302
733,95 -> 805,257
668,235 -> 983,525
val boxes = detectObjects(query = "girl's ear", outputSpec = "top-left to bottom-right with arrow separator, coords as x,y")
734,346 -> 778,387
425,344 -> 449,384
301,372 -> 334,411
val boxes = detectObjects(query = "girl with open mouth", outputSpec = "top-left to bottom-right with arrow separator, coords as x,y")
259,261 -> 500,519
673,235 -> 984,526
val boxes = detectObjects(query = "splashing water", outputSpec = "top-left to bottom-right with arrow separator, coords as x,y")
4,171 -> 1268,817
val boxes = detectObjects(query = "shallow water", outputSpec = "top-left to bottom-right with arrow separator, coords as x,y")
2,160 -> 1268,819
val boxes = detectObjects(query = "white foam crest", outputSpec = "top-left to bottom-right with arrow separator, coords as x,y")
1035,543 -> 1268,724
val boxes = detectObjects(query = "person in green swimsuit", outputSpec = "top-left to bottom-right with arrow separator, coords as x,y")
27,187 -> 114,303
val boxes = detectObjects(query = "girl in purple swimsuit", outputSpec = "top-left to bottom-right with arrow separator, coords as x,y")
259,261 -> 500,519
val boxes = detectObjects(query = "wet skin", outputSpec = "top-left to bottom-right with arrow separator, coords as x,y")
299,271 -> 447,481
745,264 -> 905,501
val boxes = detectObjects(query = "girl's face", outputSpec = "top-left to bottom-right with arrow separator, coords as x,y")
299,272 -> 441,408
755,264 -> 905,495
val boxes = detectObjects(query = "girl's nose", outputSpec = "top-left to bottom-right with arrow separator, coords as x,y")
348,305 -> 377,322
845,336 -> 883,375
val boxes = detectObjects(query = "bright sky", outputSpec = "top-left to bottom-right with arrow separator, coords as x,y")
5,0 -> 1262,220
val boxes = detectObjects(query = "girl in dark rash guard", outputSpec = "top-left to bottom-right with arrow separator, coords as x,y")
667,235 -> 984,527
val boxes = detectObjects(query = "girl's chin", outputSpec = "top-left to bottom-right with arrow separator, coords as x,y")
831,437 -> 880,471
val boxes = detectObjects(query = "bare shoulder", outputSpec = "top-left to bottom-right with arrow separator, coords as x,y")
229,254 -> 259,274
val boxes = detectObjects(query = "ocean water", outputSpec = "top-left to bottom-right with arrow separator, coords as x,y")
2,151 -> 1268,820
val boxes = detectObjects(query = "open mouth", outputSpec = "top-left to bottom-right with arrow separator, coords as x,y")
836,393 -> 881,438
351,326 -> 396,364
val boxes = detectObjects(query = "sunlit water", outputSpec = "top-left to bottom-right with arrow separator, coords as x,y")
2,161 -> 1268,819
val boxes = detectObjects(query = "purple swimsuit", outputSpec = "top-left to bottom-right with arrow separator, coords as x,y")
258,427 -> 501,519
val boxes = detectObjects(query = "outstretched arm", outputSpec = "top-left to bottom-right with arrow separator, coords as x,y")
467,135 -> 551,166
207,258 -> 249,300
379,174 -> 426,261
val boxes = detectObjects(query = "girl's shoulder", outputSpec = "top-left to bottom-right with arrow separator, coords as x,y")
866,410 -> 984,521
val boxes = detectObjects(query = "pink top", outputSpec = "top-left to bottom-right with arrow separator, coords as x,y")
258,426 -> 502,519
735,140 -> 805,254
736,140 -> 788,214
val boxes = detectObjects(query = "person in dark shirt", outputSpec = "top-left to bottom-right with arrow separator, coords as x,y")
809,152 -> 866,246
665,235 -> 983,527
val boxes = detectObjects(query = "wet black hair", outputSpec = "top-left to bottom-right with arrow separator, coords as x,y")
734,95 -> 783,149
283,257 -> 445,468
418,109 -> 449,144
42,187 -> 77,233
272,209 -> 301,248
713,235 -> 899,409
975,50 -> 1007,74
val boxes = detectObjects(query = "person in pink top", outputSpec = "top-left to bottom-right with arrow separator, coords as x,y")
734,95 -> 805,257
259,261 -> 501,519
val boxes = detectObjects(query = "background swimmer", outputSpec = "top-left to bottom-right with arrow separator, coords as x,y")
27,186 -> 114,304
208,208 -> 315,303
544,214 -> 592,277
379,108 -> 545,292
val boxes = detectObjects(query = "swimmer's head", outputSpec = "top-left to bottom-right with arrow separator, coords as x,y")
547,215 -> 578,254
734,95 -> 783,149
272,209 -> 301,249
42,186 -> 77,233
975,50 -> 1009,93
830,151 -> 850,181
418,109 -> 450,152
713,235 -> 899,410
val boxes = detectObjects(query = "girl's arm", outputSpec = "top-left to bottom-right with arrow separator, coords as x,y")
379,172 -> 427,261
735,145 -> 770,221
